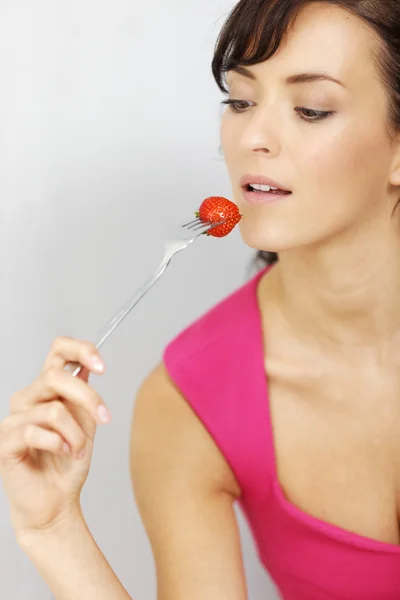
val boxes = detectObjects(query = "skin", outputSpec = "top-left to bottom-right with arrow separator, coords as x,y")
2,3 -> 400,600
222,2 -> 400,545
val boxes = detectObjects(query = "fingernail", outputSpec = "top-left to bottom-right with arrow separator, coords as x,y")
91,356 -> 105,373
97,405 -> 112,424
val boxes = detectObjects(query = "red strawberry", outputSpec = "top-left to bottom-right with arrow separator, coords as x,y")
196,196 -> 241,238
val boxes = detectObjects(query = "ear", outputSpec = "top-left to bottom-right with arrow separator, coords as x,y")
389,139 -> 400,186
390,171 -> 400,187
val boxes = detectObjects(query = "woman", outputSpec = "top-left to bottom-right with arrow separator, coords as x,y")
2,0 -> 400,598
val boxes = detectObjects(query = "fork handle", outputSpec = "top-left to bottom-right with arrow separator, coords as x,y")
68,253 -> 173,377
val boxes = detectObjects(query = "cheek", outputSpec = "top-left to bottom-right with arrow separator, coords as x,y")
220,117 -> 239,166
297,127 -> 387,198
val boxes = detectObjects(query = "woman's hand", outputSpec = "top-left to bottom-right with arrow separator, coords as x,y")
0,336 -> 111,540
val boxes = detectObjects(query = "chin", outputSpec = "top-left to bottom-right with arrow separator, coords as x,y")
238,214 -> 302,254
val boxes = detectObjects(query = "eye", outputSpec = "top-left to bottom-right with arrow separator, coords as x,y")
295,107 -> 335,123
220,100 -> 335,122
221,99 -> 253,113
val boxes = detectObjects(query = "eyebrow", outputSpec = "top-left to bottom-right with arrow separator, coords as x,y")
229,65 -> 347,89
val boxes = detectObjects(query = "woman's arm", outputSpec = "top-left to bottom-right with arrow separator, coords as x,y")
18,506 -> 131,599
0,336 -> 132,600
16,359 -> 247,600
130,363 -> 248,600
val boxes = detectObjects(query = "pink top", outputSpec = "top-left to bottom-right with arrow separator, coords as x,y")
163,266 -> 400,599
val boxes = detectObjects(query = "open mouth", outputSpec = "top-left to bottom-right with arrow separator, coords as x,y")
246,184 -> 292,196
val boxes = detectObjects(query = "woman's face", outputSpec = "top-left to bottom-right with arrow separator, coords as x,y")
221,3 -> 400,253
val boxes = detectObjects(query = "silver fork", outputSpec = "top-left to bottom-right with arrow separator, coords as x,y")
68,216 -> 223,377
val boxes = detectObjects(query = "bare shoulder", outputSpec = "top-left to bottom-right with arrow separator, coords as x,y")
130,362 -> 241,499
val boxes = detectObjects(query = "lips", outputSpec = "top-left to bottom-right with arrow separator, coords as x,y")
240,174 -> 292,193
240,174 -> 293,206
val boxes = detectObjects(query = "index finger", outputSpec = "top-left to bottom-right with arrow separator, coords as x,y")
41,336 -> 106,376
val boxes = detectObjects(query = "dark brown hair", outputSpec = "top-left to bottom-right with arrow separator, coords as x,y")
211,0 -> 400,266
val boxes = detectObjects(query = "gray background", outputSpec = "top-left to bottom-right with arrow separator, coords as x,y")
0,1 -> 277,597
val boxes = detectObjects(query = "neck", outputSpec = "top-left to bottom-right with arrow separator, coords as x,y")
272,219 -> 400,362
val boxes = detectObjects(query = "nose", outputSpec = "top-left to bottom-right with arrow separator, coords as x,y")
240,106 -> 281,157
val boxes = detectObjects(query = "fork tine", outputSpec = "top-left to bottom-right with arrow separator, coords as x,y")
182,217 -> 201,227
182,217 -> 226,232
192,220 -> 213,231
206,220 -> 225,230
194,220 -> 225,233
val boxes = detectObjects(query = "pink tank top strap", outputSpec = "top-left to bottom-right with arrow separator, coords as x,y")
163,267 -> 274,506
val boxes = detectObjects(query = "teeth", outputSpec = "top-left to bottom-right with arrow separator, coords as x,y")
250,183 -> 278,192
